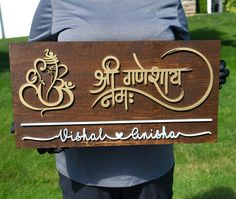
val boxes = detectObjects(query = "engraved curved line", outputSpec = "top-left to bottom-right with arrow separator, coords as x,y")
22,135 -> 60,141
46,64 -> 59,100
133,53 -> 145,70
102,55 -> 120,71
37,82 -> 64,107
19,83 -> 43,111
177,131 -> 212,137
40,85 -> 75,116
152,81 -> 184,103
161,47 -> 214,111
19,83 -> 75,117
34,58 -> 46,83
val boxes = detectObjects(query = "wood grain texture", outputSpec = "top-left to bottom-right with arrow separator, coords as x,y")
9,41 -> 220,148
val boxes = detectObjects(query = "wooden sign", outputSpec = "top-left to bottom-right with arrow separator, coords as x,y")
9,41 -> 220,148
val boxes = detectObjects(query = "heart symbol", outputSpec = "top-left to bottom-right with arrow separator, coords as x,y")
115,132 -> 124,139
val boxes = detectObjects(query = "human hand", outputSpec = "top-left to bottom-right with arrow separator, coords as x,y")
10,121 -> 15,134
219,59 -> 230,89
37,148 -> 65,154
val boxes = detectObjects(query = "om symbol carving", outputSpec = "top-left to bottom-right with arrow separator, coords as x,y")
19,49 -> 75,117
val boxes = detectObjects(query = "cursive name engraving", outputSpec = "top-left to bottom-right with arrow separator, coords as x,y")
22,126 -> 212,142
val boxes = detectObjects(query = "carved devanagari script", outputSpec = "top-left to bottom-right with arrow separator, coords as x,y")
90,48 -> 214,111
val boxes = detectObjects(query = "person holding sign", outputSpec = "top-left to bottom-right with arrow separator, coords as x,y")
11,0 -> 229,198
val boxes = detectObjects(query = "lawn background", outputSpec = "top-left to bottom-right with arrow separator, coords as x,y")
0,13 -> 236,199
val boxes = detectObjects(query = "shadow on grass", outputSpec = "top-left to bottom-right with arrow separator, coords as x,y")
190,186 -> 236,199
190,28 -> 236,48
0,51 -> 10,71
0,37 -> 27,72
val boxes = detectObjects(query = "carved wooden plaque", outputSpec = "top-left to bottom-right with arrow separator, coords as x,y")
9,41 -> 220,148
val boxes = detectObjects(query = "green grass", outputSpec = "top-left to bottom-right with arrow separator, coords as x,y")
1,13 -> 236,198
174,13 -> 236,199
0,38 -> 61,198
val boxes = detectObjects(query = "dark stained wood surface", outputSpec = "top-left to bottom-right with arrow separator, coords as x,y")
9,41 -> 220,148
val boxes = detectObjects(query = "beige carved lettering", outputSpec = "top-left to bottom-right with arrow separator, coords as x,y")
90,56 -> 120,108
90,47 -> 214,112
19,49 -> 75,117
